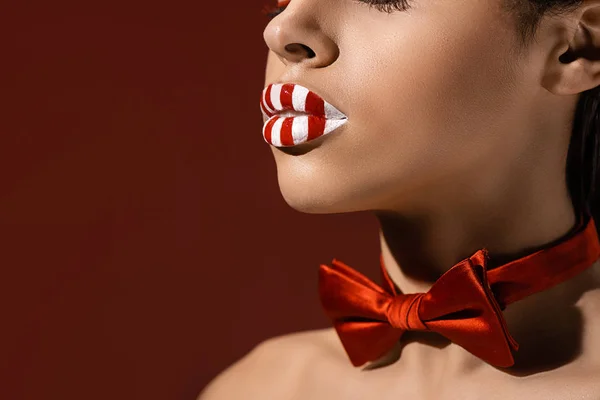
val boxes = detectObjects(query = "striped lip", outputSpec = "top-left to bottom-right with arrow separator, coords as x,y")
260,83 -> 348,147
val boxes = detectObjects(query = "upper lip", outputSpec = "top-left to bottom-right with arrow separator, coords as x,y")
260,82 -> 347,121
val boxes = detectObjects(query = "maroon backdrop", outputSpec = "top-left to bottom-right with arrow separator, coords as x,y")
2,2 -> 381,399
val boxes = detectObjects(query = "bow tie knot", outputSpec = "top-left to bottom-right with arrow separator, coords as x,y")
386,293 -> 427,331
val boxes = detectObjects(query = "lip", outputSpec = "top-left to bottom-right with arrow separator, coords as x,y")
260,83 -> 348,148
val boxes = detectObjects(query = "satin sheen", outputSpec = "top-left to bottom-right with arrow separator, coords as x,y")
318,213 -> 600,368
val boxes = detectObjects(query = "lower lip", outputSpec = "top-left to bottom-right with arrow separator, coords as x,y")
262,114 -> 348,147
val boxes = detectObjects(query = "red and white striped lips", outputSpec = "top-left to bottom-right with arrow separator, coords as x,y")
260,83 -> 348,147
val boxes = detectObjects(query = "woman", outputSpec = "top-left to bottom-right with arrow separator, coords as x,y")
201,0 -> 600,398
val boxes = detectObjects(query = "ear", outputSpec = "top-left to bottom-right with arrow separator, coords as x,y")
542,0 -> 600,95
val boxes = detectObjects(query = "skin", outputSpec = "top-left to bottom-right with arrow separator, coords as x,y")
201,0 -> 600,398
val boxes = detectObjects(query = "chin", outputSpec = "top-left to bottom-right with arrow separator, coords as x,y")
275,170 -> 369,215
280,192 -> 340,214
277,177 -> 333,214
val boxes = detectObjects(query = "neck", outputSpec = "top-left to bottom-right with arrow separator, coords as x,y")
374,187 -> 600,373
375,186 -> 579,294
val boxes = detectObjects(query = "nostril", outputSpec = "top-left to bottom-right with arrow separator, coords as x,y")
285,43 -> 316,58
304,45 -> 316,58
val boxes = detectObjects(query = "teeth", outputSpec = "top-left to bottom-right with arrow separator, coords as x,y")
278,110 -> 307,118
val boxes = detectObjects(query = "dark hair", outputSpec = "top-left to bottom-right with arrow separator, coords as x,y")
504,0 -> 600,233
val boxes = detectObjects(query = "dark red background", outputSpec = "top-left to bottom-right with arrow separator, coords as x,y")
2,2 -> 380,399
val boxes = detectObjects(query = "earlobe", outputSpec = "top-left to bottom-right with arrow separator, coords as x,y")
543,2 -> 600,96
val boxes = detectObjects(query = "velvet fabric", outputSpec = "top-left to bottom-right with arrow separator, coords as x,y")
319,213 -> 600,368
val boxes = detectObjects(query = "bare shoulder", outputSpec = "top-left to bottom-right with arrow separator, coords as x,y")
198,327 -> 346,400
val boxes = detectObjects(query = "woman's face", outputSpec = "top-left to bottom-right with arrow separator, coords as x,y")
262,0 -> 544,214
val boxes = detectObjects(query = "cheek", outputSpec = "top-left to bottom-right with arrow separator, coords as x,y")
290,13 -> 523,210
344,12 -> 521,168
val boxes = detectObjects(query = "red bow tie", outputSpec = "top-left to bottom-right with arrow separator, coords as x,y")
319,214 -> 600,368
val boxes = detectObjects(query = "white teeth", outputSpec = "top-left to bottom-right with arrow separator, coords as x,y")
278,110 -> 307,118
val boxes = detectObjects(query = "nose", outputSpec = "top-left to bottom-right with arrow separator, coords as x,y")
262,2 -> 339,68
